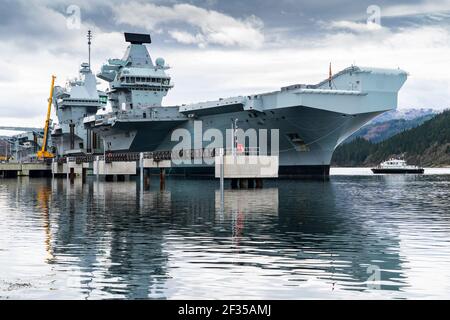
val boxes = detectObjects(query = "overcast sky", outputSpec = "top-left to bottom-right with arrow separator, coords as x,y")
0,0 -> 449,129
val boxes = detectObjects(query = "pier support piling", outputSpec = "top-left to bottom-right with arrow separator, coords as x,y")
69,168 -> 75,184
239,178 -> 248,189
220,149 -> 224,207
144,169 -> 150,190
139,152 -> 144,191
160,168 -> 166,190
256,178 -> 263,188
82,168 -> 87,183
96,156 -> 100,181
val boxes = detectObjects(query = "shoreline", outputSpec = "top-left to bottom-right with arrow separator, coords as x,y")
330,167 -> 450,175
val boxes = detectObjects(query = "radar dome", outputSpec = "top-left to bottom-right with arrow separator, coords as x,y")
155,57 -> 165,67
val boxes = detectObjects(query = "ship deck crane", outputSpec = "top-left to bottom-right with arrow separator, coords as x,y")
37,75 -> 56,160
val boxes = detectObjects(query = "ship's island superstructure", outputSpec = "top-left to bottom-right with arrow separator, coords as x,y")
51,62 -> 107,156
51,31 -> 107,157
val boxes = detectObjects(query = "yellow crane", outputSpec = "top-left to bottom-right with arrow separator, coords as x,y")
37,75 -> 56,160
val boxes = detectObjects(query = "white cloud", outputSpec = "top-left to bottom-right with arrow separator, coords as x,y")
2,23 -> 449,129
0,30 -> 124,126
168,30 -> 206,47
381,0 -> 450,18
329,20 -> 384,33
112,2 -> 264,48
162,25 -> 450,110
1,1 -> 449,130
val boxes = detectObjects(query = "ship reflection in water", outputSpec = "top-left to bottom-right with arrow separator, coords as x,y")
1,174 -> 450,299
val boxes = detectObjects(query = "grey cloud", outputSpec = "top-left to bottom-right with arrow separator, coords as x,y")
0,100 -> 44,118
1,0 -> 449,51
0,1 -> 64,43
0,0 -> 449,128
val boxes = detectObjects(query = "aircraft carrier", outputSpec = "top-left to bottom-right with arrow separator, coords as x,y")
79,32 -> 407,178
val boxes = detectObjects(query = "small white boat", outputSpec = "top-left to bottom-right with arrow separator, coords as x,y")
371,158 -> 424,174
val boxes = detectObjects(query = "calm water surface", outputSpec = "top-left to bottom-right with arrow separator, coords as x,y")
1,169 -> 450,299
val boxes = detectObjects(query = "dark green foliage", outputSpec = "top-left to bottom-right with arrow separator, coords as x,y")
332,110 -> 450,166
331,137 -> 373,166
347,114 -> 435,143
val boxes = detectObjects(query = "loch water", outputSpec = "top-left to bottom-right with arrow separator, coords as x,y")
1,169 -> 450,299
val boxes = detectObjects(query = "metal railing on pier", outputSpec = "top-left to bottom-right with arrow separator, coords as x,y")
55,147 -> 269,164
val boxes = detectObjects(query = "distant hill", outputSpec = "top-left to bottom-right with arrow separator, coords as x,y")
347,114 -> 436,143
332,110 -> 450,167
371,108 -> 437,124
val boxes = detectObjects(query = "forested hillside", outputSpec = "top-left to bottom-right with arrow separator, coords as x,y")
332,110 -> 450,167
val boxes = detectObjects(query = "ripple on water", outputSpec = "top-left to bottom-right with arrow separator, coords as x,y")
0,176 -> 450,299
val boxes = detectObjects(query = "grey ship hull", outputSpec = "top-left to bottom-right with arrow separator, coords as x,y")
88,106 -> 382,178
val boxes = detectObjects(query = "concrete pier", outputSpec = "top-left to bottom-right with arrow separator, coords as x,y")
0,162 -> 52,177
52,158 -> 92,178
93,159 -> 136,176
215,153 -> 278,190
1,150 -> 278,196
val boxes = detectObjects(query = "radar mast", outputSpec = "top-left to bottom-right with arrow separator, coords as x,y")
87,30 -> 92,70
